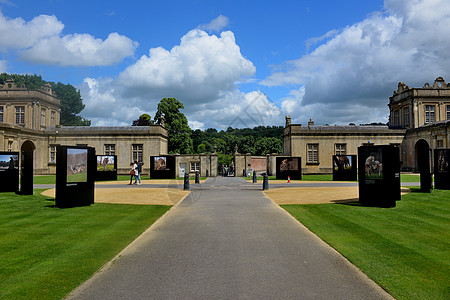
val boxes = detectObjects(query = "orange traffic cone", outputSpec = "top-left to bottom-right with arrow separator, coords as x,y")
287,176 -> 290,183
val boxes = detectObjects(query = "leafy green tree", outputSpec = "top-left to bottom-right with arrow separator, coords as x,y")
52,82 -> 90,126
197,143 -> 206,153
254,137 -> 282,155
0,73 -> 91,126
154,97 -> 193,154
132,113 -> 153,126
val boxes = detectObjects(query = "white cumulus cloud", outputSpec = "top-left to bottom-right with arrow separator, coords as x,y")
198,15 -> 229,33
21,32 -> 138,66
118,29 -> 255,104
261,0 -> 450,125
0,11 -> 63,50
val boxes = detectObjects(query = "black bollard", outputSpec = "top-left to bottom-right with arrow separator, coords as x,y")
262,173 -> 269,190
252,171 -> 257,183
206,169 -> 209,178
195,170 -> 200,184
183,172 -> 190,190
243,169 -> 246,177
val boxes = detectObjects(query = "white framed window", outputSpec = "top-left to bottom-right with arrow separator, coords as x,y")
403,107 -> 410,127
393,110 -> 400,126
49,145 -> 56,163
51,111 -> 56,127
190,162 -> 200,172
132,144 -> 143,162
7,141 -> 13,152
105,144 -> 115,155
15,106 -> 25,125
307,144 -> 319,163
335,143 -> 346,155
425,105 -> 435,124
0,106 -> 3,123
41,108 -> 46,126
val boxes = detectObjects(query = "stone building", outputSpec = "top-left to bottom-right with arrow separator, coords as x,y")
0,79 -> 169,175
283,77 -> 450,174
389,77 -> 450,171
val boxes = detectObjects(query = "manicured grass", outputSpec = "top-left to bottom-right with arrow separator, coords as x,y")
0,190 -> 171,299
282,189 -> 450,300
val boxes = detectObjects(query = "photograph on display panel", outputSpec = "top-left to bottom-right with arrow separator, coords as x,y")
436,149 -> 450,173
364,149 -> 383,180
154,156 -> 168,170
333,155 -> 352,171
279,157 -> 299,172
0,154 -> 19,169
67,148 -> 88,183
97,155 -> 115,172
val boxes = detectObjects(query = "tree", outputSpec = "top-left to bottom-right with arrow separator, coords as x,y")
132,114 -> 153,126
154,98 -> 193,154
52,82 -> 90,126
0,73 -> 91,126
254,137 -> 282,155
197,143 -> 206,153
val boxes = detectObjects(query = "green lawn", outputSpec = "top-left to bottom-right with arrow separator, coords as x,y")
0,190 -> 171,299
282,189 -> 450,300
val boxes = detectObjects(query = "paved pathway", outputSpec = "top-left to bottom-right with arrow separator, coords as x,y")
67,177 -> 392,299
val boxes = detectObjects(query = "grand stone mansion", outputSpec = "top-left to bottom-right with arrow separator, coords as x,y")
283,77 -> 450,173
1,77 -> 449,175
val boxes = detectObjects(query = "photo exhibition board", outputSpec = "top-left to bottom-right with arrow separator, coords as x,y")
150,156 -> 176,179
55,146 -> 96,208
358,145 -> 400,207
95,155 -> 117,181
276,157 -> 302,180
0,151 -> 19,193
434,149 -> 450,190
332,155 -> 357,181
20,150 -> 33,195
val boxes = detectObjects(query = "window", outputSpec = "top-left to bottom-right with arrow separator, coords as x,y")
393,110 -> 400,126
307,144 -> 319,163
447,105 -> 450,120
51,111 -> 56,127
425,105 -> 435,124
15,106 -> 25,125
403,107 -> 410,127
105,144 -> 115,155
437,140 -> 444,149
190,162 -> 200,172
335,143 -> 346,155
132,144 -> 143,162
0,106 -> 3,122
41,108 -> 46,126
49,145 -> 56,163
7,141 -> 13,152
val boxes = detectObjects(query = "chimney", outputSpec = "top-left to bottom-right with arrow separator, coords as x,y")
285,115 -> 291,126
308,118 -> 314,126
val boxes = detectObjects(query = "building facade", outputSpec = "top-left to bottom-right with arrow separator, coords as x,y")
283,77 -> 450,174
0,79 -> 169,175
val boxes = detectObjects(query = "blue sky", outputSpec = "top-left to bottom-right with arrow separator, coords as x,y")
1,0 -> 449,129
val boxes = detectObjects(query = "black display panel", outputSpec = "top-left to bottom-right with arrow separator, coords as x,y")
332,155 -> 357,181
0,151 -> 19,193
358,145 -> 400,208
434,149 -> 450,190
276,157 -> 302,180
20,151 -> 33,195
95,155 -> 117,181
56,146 -> 96,208
150,156 -> 176,179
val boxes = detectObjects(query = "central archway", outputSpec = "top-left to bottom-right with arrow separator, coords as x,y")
415,139 -> 430,172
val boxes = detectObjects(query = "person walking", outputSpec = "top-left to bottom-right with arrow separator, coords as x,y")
132,160 -> 139,185
128,162 -> 135,185
137,160 -> 142,185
